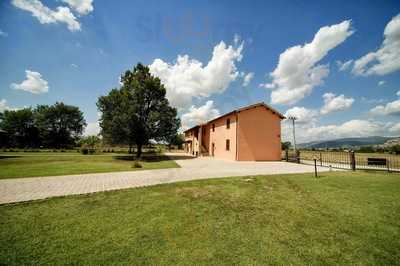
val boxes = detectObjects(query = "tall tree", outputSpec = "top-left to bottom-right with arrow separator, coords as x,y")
0,108 -> 40,148
167,133 -> 185,149
34,102 -> 86,148
97,63 -> 180,158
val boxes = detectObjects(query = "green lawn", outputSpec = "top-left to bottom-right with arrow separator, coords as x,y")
0,152 -> 179,179
1,171 -> 399,265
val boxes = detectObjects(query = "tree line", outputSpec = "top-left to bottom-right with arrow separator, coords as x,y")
1,63 -> 182,157
0,102 -> 86,149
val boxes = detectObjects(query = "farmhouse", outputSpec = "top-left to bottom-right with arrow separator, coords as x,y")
184,102 -> 285,161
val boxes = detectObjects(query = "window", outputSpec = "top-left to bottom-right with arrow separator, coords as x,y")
226,139 -> 230,151
212,124 -> 215,132
226,118 -> 230,129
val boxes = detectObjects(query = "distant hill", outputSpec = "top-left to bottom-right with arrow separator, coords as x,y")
298,136 -> 397,149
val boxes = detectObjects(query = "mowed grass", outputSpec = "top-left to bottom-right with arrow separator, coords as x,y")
1,171 -> 399,265
0,152 -> 179,179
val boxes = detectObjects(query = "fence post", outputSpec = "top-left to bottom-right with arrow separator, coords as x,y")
319,152 -> 322,166
285,149 -> 289,162
296,150 -> 300,164
349,150 -> 356,171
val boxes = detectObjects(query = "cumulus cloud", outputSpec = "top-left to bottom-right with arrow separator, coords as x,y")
336,59 -> 353,71
149,40 -> 243,109
84,121 -> 100,136
181,101 -> 220,130
283,119 -> 393,143
303,120 -> 388,142
234,34 -> 241,45
263,20 -> 353,105
62,0 -> 93,15
241,72 -> 254,86
0,99 -> 11,112
284,106 -> 318,124
12,0 -> 82,31
370,99 -> 400,116
320,92 -> 354,115
11,70 -> 49,94
388,122 -> 400,134
352,14 -> 400,76
378,80 -> 386,86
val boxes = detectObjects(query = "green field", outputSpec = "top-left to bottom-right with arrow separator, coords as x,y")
0,152 -> 179,179
1,171 -> 399,265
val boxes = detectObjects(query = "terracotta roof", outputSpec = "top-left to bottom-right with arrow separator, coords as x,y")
183,102 -> 285,133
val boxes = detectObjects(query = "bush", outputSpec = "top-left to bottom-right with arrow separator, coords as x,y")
132,160 -> 142,168
81,148 -> 89,155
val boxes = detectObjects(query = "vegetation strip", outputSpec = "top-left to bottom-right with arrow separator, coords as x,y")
1,171 -> 399,265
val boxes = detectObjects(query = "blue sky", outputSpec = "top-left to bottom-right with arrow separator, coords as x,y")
1,0 -> 400,142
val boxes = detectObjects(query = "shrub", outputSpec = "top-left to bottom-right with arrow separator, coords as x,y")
81,148 -> 89,155
132,160 -> 142,168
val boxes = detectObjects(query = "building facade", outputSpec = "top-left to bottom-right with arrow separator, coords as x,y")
184,102 -> 285,161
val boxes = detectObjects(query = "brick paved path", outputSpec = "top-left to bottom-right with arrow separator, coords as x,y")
0,153 -> 333,204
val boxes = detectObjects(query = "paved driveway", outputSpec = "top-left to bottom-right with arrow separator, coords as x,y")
0,153 -> 334,204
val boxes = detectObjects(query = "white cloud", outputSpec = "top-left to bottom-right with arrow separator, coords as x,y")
12,0 -> 81,31
70,63 -> 78,68
378,80 -> 386,86
336,59 -> 353,71
352,14 -> 400,76
264,20 -> 353,105
389,122 -> 400,134
284,106 -> 318,124
283,119 -> 393,143
242,72 -> 254,86
320,92 -> 354,115
0,99 -> 11,112
11,70 -> 49,94
0,30 -> 8,37
181,101 -> 220,130
397,90 -> 400,97
370,99 -> 400,116
304,120 -> 388,142
234,34 -> 241,45
361,97 -> 384,104
84,121 -> 100,136
62,0 -> 93,15
149,40 -> 243,109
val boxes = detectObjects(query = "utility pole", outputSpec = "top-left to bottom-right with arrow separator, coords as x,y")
288,116 -> 297,153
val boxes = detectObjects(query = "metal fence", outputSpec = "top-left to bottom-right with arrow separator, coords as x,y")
283,150 -> 400,172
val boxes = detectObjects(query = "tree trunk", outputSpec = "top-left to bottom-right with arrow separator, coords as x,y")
136,143 -> 142,159
128,145 -> 132,154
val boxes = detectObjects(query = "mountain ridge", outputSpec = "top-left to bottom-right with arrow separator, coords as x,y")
298,136 -> 398,149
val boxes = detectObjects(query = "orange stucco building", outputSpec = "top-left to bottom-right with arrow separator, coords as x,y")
184,102 -> 285,161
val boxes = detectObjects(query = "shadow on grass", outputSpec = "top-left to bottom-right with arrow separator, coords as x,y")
0,155 -> 21,160
113,154 -> 195,162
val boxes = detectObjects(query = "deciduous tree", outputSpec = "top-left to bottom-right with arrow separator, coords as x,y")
97,63 -> 180,158
0,108 -> 40,148
35,102 -> 86,148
